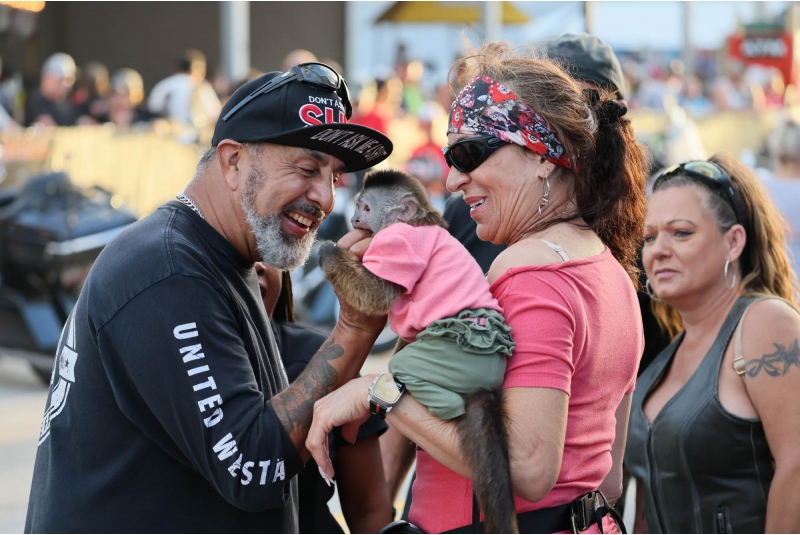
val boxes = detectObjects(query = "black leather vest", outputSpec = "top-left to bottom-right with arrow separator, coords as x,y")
626,296 -> 773,533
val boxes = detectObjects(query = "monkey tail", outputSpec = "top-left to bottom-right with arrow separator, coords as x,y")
458,389 -> 519,534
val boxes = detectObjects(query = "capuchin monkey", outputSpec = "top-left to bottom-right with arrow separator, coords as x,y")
318,170 -> 518,534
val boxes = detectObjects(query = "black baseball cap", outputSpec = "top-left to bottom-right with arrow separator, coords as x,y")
212,70 -> 393,172
544,33 -> 626,100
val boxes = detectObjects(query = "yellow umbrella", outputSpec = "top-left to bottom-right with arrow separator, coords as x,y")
376,1 -> 530,25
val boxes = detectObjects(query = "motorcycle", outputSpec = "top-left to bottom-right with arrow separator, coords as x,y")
0,171 -> 137,383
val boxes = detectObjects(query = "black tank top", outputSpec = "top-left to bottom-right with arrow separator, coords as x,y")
625,296 -> 773,533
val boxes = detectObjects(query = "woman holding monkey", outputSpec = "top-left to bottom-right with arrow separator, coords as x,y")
307,41 -> 649,533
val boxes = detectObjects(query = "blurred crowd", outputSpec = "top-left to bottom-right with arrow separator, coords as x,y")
8,42 -> 800,248
624,55 -> 794,116
0,46 -> 454,209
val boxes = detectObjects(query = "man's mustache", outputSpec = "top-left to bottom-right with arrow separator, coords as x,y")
283,203 -> 326,223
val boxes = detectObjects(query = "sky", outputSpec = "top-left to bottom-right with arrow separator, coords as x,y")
346,1 -> 791,89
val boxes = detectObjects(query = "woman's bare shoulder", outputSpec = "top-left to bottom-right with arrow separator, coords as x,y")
486,239 -> 563,285
744,298 -> 798,331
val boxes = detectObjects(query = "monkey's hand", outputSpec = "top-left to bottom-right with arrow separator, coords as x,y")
318,241 -> 404,316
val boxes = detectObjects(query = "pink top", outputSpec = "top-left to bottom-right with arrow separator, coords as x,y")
362,223 -> 502,342
410,248 -> 643,533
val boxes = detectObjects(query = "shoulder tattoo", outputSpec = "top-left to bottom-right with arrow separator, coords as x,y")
745,339 -> 800,378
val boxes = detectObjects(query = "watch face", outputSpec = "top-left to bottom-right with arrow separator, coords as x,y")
372,374 -> 401,404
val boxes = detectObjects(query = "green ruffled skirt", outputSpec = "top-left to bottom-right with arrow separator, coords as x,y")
388,308 -> 515,420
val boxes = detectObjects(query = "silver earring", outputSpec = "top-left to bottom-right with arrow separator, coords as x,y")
724,259 -> 737,289
645,278 -> 661,302
538,176 -> 551,216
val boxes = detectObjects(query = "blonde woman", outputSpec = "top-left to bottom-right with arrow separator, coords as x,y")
626,154 -> 800,533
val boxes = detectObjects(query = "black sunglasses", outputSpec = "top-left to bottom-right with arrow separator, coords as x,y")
222,62 -> 352,122
652,160 -> 747,227
442,135 -> 509,173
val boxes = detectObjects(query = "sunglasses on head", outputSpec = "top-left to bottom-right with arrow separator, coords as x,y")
222,62 -> 352,122
652,160 -> 747,226
442,135 -> 509,173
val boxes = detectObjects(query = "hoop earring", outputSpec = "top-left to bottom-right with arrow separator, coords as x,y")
645,278 -> 661,302
538,176 -> 551,216
724,259 -> 738,289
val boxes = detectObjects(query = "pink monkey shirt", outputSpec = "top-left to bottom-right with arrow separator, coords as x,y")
361,223 -> 502,342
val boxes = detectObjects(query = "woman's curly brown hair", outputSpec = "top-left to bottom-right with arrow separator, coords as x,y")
449,41 -> 649,287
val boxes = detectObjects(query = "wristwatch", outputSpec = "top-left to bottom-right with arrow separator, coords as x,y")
368,373 -> 405,418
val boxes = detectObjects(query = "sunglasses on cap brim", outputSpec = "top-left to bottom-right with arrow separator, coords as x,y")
222,62 -> 352,122
442,135 -> 509,173
652,160 -> 747,227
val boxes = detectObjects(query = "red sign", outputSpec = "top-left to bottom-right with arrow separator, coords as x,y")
728,33 -> 794,83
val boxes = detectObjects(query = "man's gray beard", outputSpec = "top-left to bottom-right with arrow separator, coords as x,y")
241,167 -> 317,270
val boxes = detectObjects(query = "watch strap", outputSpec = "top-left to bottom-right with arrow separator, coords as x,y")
368,374 -> 405,419
369,397 -> 389,418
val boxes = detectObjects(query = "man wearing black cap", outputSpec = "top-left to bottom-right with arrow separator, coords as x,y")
25,64 -> 393,533
543,32 -> 627,101
545,33 -> 669,375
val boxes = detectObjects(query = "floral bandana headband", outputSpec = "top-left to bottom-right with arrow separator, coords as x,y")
448,75 -> 572,169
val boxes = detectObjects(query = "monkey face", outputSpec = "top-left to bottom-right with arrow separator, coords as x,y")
351,191 -> 378,235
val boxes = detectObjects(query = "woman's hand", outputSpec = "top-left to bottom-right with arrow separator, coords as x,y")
306,374 -> 376,480
337,229 -> 373,259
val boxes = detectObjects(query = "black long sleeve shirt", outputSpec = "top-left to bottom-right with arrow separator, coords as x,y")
26,201 -> 301,533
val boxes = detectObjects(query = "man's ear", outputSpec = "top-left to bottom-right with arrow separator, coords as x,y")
216,140 -> 245,192
395,197 -> 420,223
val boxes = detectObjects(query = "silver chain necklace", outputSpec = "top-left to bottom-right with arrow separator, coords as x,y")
176,193 -> 205,219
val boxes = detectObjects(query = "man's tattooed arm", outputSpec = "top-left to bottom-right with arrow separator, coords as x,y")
272,339 -> 343,451
746,338 -> 800,378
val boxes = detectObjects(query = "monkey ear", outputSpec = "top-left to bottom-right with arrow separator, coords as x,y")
395,197 -> 419,223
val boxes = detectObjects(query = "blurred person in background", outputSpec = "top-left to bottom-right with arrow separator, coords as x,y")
627,155 -> 800,533
760,119 -> 800,275
544,33 -> 627,101
544,33 -> 671,373
105,68 -> 162,128
0,54 -> 16,117
282,49 -> 318,71
148,48 -> 221,128
399,60 -> 426,115
711,60 -> 751,112
680,73 -> 713,117
350,68 -> 404,136
763,69 -> 786,109
404,102 -> 449,211
255,262 -> 392,534
434,82 -> 454,114
24,52 -> 80,127
635,65 -> 670,111
0,54 -> 18,131
71,61 -> 112,123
